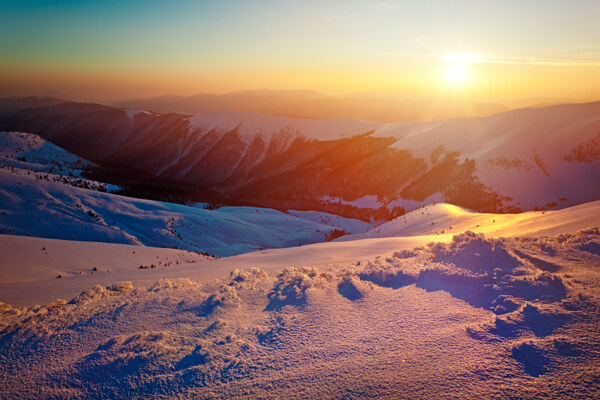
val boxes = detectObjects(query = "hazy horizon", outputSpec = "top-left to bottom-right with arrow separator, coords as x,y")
2,87 -> 597,124
2,1 -> 600,103
6,88 -> 599,106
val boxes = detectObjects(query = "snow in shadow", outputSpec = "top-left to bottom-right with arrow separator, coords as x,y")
337,278 -> 364,301
511,249 -> 561,272
511,341 -> 551,377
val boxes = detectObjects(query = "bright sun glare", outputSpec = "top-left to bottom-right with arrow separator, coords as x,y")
445,63 -> 469,82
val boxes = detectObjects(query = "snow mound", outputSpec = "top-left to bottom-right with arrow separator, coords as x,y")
229,267 -> 269,288
267,267 -> 334,310
70,281 -> 134,306
149,278 -> 197,292
202,268 -> 270,314
357,259 -> 418,289
337,277 -> 371,301
429,231 -> 521,271
203,285 -> 241,314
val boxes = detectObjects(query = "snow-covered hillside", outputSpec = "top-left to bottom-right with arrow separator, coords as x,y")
0,131 -> 118,192
0,131 -> 91,173
341,202 -> 600,241
372,103 -> 600,210
0,169 -> 373,257
2,199 -> 598,307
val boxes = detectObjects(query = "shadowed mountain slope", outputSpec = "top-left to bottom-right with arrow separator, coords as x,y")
1,100 -> 598,219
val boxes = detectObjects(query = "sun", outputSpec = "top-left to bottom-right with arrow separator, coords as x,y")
445,63 -> 469,82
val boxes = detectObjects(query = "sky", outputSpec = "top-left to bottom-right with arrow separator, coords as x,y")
1,0 -> 599,102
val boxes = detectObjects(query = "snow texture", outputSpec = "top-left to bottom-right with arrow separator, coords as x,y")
1,227 -> 599,398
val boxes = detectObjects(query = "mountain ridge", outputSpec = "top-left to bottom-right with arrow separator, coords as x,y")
0,99 -> 598,219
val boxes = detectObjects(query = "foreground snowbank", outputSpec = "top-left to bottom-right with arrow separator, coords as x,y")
1,227 -> 599,398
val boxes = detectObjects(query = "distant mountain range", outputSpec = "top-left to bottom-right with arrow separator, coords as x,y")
0,97 -> 598,220
112,89 -> 510,123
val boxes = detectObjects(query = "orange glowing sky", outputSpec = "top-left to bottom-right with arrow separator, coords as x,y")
1,0 -> 599,103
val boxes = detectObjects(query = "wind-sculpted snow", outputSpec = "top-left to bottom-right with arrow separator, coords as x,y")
69,281 -> 135,306
267,267 -> 334,310
429,231 -> 521,271
1,228 -> 599,398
